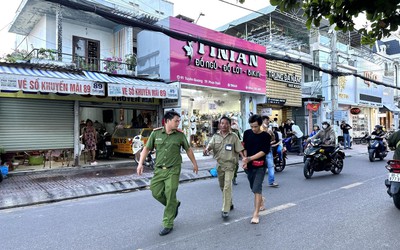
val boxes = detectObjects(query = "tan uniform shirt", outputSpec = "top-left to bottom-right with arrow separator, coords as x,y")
208,131 -> 244,171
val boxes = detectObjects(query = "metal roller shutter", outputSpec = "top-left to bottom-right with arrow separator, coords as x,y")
0,98 -> 74,151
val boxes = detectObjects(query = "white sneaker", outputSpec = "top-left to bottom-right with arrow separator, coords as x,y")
90,161 -> 98,165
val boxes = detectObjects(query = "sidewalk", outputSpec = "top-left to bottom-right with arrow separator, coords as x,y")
0,144 -> 368,210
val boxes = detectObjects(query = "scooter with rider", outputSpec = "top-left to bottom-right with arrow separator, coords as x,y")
367,125 -> 388,162
303,121 -> 345,179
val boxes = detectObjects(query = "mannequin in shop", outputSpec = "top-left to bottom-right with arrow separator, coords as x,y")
237,112 -> 243,132
190,116 -> 197,147
249,97 -> 254,116
181,111 -> 189,138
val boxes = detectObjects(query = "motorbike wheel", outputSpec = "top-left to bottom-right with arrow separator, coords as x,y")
393,193 -> 400,210
369,152 -> 375,162
274,157 -> 286,172
303,159 -> 314,179
331,155 -> 344,174
0,173 -> 3,183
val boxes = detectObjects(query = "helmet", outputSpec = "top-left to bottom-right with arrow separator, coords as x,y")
322,121 -> 330,126
322,121 -> 330,129
375,125 -> 383,130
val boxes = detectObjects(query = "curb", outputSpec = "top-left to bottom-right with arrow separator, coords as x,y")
0,169 -> 212,210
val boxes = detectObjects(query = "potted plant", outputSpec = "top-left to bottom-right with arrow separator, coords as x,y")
125,53 -> 137,71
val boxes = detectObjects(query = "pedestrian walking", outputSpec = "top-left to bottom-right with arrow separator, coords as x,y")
340,120 -> 352,149
204,116 -> 244,218
242,114 -> 271,224
136,111 -> 199,236
261,115 -> 279,187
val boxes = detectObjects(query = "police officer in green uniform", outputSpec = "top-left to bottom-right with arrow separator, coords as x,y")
388,128 -> 400,160
137,111 -> 199,236
204,116 -> 244,218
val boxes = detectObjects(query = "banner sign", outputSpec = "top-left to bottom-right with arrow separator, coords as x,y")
107,83 -> 178,99
169,17 -> 266,95
0,74 -> 104,96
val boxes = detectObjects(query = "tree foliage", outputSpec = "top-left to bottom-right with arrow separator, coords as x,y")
239,0 -> 400,44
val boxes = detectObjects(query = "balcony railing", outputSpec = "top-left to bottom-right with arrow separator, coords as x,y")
24,48 -> 136,75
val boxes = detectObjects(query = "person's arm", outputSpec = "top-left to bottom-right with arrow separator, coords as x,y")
136,146 -> 151,175
185,147 -> 199,174
137,131 -> 155,175
204,135 -> 214,154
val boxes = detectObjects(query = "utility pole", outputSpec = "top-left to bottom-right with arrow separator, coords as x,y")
330,27 -> 338,126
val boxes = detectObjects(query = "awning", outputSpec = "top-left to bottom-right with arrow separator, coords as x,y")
383,104 -> 400,112
0,66 -> 88,80
0,66 -> 104,96
83,71 -> 179,99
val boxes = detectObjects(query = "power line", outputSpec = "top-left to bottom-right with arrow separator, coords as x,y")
41,0 -> 399,91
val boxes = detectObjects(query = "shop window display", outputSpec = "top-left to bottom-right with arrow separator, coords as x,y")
181,111 -> 242,149
352,114 -> 368,138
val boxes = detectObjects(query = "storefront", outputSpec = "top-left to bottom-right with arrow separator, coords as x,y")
137,16 -> 267,148
259,60 -> 303,131
0,64 -> 178,169
328,72 -> 383,138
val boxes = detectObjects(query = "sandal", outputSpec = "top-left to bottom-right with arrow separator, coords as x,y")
250,217 -> 259,224
259,196 -> 266,211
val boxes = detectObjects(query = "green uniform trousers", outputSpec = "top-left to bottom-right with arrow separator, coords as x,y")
217,166 -> 234,212
150,165 -> 181,228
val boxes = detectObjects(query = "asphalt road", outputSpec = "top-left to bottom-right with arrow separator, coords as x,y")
1,154 -> 400,250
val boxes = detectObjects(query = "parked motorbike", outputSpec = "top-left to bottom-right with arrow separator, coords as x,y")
273,146 -> 287,172
132,134 -> 155,169
353,132 -> 369,145
303,138 -> 345,179
367,135 -> 388,162
384,160 -> 400,209
96,131 -> 114,159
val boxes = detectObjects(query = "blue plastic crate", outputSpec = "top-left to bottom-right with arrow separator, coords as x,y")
1,165 -> 9,177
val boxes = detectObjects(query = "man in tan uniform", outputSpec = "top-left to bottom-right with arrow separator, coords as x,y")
204,116 -> 244,218
137,111 -> 199,236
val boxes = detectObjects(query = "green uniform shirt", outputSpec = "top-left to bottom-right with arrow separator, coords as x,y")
388,130 -> 400,160
146,127 -> 190,168
208,131 -> 244,170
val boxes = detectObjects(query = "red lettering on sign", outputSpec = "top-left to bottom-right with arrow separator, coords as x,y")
18,79 -> 27,89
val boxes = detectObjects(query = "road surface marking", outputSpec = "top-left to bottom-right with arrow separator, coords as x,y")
340,182 -> 363,189
223,202 -> 296,225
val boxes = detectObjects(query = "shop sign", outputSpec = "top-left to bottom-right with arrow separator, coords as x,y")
261,108 -> 273,116
350,108 -> 361,114
267,98 -> 286,105
363,71 -> 378,87
107,83 -> 178,99
169,17 -> 266,95
267,70 -> 301,84
162,98 -> 180,108
0,74 -> 104,96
